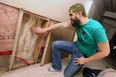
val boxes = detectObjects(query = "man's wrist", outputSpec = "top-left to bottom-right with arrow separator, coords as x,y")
44,28 -> 47,33
85,58 -> 90,63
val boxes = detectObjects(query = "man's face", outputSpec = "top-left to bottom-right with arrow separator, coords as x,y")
69,10 -> 80,25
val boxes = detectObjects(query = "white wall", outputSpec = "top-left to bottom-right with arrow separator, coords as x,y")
0,0 -> 93,22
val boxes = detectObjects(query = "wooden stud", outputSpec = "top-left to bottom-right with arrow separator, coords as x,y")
9,9 -> 24,70
32,20 -> 50,63
40,21 -> 54,65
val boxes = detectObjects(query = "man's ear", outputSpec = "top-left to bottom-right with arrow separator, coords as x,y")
78,11 -> 82,16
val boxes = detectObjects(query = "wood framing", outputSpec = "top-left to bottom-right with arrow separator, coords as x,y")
10,12 -> 50,69
9,9 -> 24,70
0,3 -> 21,72
0,2 -> 76,72
32,19 -> 50,63
40,21 -> 55,65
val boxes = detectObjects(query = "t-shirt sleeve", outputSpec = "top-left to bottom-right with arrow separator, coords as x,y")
93,28 -> 108,43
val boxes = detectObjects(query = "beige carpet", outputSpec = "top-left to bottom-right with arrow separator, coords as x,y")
0,58 -> 69,77
0,57 -> 115,77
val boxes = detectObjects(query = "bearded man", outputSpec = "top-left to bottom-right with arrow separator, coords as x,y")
31,3 -> 110,77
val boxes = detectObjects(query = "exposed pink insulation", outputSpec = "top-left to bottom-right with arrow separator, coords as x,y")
0,3 -> 19,52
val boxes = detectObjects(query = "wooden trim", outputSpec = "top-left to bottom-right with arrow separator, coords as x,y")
0,2 -> 19,10
103,18 -> 116,28
24,11 -> 49,21
9,9 -> 24,70
104,11 -> 116,19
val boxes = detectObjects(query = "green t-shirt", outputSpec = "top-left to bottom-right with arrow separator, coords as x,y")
73,18 -> 108,57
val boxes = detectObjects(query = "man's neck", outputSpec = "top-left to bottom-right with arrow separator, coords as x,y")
79,17 -> 90,26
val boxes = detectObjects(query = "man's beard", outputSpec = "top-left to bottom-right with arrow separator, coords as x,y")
71,18 -> 80,25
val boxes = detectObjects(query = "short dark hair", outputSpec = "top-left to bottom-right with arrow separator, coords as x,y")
69,3 -> 87,17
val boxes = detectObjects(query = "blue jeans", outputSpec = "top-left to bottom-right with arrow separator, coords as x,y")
52,41 -> 86,77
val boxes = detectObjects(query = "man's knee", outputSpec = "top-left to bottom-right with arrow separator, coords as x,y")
52,41 -> 62,48
64,71 -> 72,77
64,65 -> 83,77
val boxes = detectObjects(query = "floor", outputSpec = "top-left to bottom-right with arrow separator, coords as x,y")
0,57 -> 115,77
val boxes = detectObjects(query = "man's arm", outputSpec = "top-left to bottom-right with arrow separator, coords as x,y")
74,41 -> 110,64
86,41 -> 110,63
30,20 -> 72,33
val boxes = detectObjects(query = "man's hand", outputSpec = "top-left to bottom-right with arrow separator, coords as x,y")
30,26 -> 46,34
74,57 -> 88,65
